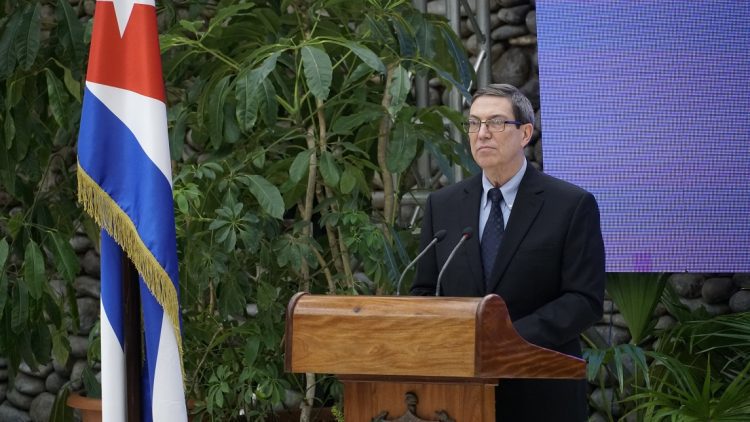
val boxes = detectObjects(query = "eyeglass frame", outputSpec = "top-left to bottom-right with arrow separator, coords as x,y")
462,118 -> 524,133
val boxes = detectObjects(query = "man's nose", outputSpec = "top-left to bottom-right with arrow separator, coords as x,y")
477,121 -> 492,137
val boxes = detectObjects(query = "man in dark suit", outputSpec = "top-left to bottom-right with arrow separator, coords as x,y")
411,84 -> 605,421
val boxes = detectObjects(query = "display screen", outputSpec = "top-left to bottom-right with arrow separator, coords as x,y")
536,1 -> 750,271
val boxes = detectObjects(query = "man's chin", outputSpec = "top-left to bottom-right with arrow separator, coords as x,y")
475,157 -> 499,171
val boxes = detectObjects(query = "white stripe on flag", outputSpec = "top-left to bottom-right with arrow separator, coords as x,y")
85,81 -> 173,187
151,312 -> 188,421
101,300 -> 127,422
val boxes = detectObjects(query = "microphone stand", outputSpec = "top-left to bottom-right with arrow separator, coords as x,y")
436,227 -> 473,296
395,230 -> 447,295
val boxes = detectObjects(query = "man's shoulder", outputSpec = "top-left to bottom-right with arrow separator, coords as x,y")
532,167 -> 593,199
427,173 -> 480,202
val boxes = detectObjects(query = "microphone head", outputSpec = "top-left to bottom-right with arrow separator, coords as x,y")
461,226 -> 474,239
434,229 -> 448,242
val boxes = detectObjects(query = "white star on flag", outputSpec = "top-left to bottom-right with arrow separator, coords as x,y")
100,0 -> 156,37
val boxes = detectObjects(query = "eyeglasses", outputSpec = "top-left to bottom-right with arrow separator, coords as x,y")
462,118 -> 523,133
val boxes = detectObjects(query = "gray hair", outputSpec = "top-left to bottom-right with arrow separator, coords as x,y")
471,84 -> 534,127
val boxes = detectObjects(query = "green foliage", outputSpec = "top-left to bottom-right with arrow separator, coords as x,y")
49,381 -> 74,422
0,0 -> 86,379
584,275 -> 750,421
606,272 -> 667,345
624,309 -> 750,421
628,355 -> 750,421
160,0 -> 472,418
2,0 -> 475,419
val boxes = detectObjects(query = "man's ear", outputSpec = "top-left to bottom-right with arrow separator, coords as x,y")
521,123 -> 533,147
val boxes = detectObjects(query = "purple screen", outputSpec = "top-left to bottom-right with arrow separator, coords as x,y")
536,1 -> 750,272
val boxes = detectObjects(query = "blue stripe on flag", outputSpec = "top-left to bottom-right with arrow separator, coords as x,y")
140,276 -> 164,422
100,230 -> 125,347
77,88 -> 179,286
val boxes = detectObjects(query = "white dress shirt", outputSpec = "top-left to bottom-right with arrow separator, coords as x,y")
478,160 -> 527,241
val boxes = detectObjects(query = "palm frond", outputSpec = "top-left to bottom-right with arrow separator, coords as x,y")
606,273 -> 667,345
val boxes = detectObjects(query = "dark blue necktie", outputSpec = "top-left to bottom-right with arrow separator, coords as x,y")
481,188 -> 505,287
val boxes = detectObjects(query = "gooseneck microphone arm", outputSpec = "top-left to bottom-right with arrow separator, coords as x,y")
435,227 -> 474,297
395,229 -> 447,295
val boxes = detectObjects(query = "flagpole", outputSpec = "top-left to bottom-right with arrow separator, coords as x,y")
122,255 -> 142,422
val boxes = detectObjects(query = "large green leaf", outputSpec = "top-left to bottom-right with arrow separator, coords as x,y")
0,11 -> 22,78
45,69 -> 69,127
205,3 -> 256,34
438,25 -> 473,91
361,14 -> 392,44
49,233 -> 80,283
386,121 -> 417,173
4,111 -> 16,148
11,282 -> 29,333
31,323 -> 52,364
24,239 -> 45,300
240,175 -> 284,220
380,232 -> 400,287
343,62 -> 375,86
0,142 -> 15,195
343,41 -> 385,74
289,149 -> 313,183
411,13 -> 437,60
388,65 -> 410,117
61,64 -> 81,103
582,347 -> 606,383
300,45 -> 332,102
207,75 -> 231,149
607,273 -> 667,345
218,277 -> 246,316
318,150 -> 340,188
6,76 -> 26,108
56,0 -> 85,69
257,77 -> 277,126
222,100 -> 240,144
51,330 -> 71,367
0,270 -> 8,316
391,17 -> 416,58
169,106 -> 187,160
339,166 -> 357,194
235,52 -> 280,131
243,337 -> 260,366
0,237 -> 8,269
49,380 -> 74,422
330,108 -> 382,134
424,57 -> 472,102
15,3 -> 41,70
44,293 -> 62,327
423,140 -> 455,184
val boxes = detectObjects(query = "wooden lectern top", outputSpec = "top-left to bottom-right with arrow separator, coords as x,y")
285,293 -> 584,380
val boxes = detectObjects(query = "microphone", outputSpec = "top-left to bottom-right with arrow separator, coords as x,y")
435,227 -> 473,297
396,229 -> 447,295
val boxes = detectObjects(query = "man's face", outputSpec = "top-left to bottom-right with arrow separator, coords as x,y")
468,96 -> 532,175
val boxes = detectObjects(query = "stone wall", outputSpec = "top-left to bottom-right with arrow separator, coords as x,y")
0,231 -> 99,422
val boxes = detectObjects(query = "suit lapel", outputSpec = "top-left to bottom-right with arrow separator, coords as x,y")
488,165 -> 545,292
460,174 -> 485,295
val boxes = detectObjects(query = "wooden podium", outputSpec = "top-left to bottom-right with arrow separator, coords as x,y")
285,293 -> 585,421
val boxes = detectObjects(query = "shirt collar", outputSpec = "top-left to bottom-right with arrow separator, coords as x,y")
481,160 -> 527,210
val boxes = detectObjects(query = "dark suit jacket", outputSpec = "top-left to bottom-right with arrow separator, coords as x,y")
411,164 -> 605,422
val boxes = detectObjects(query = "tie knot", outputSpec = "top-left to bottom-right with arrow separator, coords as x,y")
488,188 -> 503,205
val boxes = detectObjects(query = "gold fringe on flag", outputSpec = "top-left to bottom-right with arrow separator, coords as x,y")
77,164 -> 184,372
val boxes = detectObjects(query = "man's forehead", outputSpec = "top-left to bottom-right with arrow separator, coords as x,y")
469,96 -> 513,116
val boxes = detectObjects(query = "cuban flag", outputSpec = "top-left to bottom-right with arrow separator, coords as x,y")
76,1 -> 187,421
